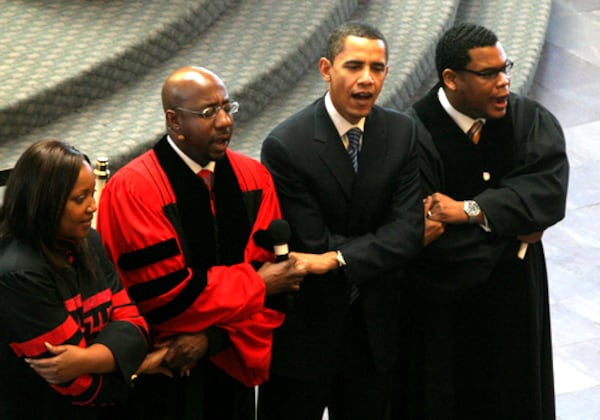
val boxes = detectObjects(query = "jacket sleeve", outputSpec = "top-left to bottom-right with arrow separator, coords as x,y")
88,230 -> 149,386
261,112 -> 423,287
0,266 -> 146,405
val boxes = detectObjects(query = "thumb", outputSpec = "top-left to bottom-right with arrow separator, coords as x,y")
423,195 -> 433,210
44,342 -> 66,355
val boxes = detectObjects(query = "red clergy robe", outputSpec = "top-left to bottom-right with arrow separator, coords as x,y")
97,140 -> 284,387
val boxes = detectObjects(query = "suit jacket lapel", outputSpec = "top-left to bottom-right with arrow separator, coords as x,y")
349,108 -> 388,223
314,101 -> 356,199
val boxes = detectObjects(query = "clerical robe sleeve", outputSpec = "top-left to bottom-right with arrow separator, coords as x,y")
97,169 -> 268,340
97,155 -> 285,386
0,258 -> 148,405
475,97 -> 569,236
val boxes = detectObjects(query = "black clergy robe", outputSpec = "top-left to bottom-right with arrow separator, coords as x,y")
403,88 -> 568,420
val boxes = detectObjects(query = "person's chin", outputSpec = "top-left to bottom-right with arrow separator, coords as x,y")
80,225 -> 92,238
487,108 -> 508,120
346,108 -> 372,124
354,100 -> 375,114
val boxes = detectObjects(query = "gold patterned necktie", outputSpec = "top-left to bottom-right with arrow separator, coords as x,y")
467,120 -> 484,145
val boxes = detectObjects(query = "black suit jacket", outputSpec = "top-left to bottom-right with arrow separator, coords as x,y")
261,97 -> 423,379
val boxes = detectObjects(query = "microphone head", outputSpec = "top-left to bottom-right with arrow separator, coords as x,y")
253,219 -> 291,250
268,219 -> 291,245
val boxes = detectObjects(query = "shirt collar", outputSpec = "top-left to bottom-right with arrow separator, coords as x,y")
324,92 -> 366,137
167,135 -> 216,173
437,87 -> 485,134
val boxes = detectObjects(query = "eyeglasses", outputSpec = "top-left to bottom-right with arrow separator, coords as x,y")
455,59 -> 514,80
175,101 -> 239,119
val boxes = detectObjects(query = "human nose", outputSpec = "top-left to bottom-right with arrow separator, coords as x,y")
497,71 -> 510,87
214,107 -> 233,128
87,197 -> 97,214
358,67 -> 374,84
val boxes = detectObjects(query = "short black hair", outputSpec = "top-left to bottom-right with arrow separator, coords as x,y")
325,21 -> 388,62
435,23 -> 498,84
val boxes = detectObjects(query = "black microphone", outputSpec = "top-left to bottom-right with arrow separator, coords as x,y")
253,219 -> 291,261
253,219 -> 294,311
269,219 -> 291,262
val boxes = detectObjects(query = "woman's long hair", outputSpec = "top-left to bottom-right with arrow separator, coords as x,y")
0,140 -> 95,273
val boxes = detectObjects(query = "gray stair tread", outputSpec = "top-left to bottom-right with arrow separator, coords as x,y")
0,0 -> 230,110
233,0 -> 460,160
0,0 -> 358,170
456,0 -> 552,94
0,0 -> 552,173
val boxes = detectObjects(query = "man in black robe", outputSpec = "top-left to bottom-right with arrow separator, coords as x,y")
401,23 -> 569,419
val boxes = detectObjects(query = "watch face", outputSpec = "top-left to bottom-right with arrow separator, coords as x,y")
465,201 -> 480,216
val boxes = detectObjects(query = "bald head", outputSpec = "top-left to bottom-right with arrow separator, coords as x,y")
161,66 -> 227,111
162,66 -> 234,165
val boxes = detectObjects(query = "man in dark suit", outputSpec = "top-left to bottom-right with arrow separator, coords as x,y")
258,22 -> 423,420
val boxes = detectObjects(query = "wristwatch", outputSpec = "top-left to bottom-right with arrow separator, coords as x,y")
463,200 -> 481,224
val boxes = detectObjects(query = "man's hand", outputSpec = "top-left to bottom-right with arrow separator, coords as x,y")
258,255 -> 307,295
163,332 -> 209,375
288,251 -> 338,275
423,195 -> 445,245
427,192 -> 471,224
134,346 -> 173,378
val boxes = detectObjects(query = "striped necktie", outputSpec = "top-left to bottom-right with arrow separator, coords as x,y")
346,127 -> 362,172
467,120 -> 484,145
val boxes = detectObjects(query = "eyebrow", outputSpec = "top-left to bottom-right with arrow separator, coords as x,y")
343,60 -> 386,67
343,60 -> 365,65
470,60 -> 510,71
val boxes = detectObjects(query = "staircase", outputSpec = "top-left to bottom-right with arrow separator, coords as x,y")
0,0 -> 552,171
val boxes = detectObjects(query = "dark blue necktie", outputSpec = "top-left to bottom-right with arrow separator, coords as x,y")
346,127 -> 362,172
345,128 -> 362,303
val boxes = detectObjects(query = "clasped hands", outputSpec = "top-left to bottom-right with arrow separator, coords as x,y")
137,253 -> 339,380
423,192 -> 544,246
135,332 -> 210,379
24,334 -> 208,385
136,253 -> 338,379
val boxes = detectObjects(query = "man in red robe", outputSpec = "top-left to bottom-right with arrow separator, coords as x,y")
97,66 -> 306,419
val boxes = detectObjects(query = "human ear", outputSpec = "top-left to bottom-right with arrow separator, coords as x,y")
319,57 -> 332,82
442,68 -> 458,91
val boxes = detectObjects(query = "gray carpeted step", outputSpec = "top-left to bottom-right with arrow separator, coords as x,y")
233,0 -> 460,160
0,0 -> 551,175
406,0 -> 553,105
455,0 -> 552,95
0,0 -> 234,140
0,0 -> 359,171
